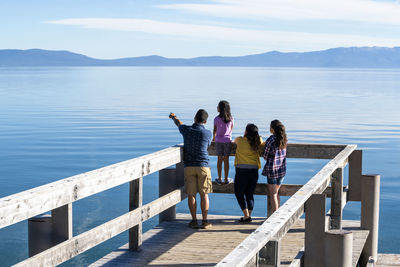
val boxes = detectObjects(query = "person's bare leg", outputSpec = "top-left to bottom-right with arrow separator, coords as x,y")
188,195 -> 197,221
242,209 -> 250,219
217,156 -> 223,181
268,184 -> 279,212
277,185 -> 281,207
199,193 -> 209,221
223,156 -> 230,181
271,193 -> 279,211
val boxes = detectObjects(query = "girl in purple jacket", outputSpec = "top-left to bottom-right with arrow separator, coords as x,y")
213,100 -> 234,184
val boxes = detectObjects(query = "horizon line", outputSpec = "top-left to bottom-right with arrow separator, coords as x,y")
1,45 -> 399,61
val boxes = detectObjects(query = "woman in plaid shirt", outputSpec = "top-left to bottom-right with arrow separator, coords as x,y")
262,120 -> 287,213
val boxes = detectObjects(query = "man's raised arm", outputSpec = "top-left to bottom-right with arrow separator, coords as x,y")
169,112 -> 183,127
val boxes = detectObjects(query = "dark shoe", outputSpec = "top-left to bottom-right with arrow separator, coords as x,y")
238,217 -> 252,223
200,220 -> 212,229
188,220 -> 199,229
224,178 -> 233,184
215,178 -> 222,185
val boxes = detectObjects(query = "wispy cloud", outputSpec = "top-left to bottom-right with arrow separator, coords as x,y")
158,0 -> 400,25
47,18 -> 400,51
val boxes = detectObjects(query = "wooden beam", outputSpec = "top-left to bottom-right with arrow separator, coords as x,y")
326,187 -> 348,227
159,169 -> 178,223
360,174 -> 380,266
288,247 -> 304,267
324,230 -> 353,267
212,183 -> 344,198
51,204 -> 72,245
305,194 -> 327,267
348,150 -> 363,201
208,142 -> 346,159
330,168 -> 344,229
258,239 -> 281,267
216,144 -> 356,267
13,187 -> 186,267
286,143 -> 346,159
129,177 -> 143,251
0,145 -> 183,229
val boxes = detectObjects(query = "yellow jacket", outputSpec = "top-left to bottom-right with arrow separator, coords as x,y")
234,136 -> 264,169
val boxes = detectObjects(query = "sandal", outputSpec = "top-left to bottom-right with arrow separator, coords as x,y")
188,220 -> 199,229
238,217 -> 252,223
215,178 -> 222,185
224,178 -> 233,184
200,220 -> 212,229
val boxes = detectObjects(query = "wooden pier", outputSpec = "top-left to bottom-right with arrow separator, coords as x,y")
90,214 -> 370,267
1,142 -> 399,266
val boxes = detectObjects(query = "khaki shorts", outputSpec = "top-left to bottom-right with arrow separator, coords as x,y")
184,167 -> 212,195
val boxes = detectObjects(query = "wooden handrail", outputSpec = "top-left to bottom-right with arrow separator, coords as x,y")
0,145 -> 183,229
208,142 -> 347,159
213,183 -> 346,198
13,187 -> 186,267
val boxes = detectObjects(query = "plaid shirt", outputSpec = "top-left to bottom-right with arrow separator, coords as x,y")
262,135 -> 287,180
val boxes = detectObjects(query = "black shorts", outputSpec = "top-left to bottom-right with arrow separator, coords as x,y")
216,142 -> 232,156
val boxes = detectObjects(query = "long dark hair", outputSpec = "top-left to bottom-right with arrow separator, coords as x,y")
245,123 -> 261,152
218,100 -> 232,123
270,120 -> 287,149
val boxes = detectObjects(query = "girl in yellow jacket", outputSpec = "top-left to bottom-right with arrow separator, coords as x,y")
233,123 -> 263,223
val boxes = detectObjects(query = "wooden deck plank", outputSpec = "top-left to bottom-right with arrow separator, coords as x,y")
377,254 -> 400,266
89,214 -> 374,267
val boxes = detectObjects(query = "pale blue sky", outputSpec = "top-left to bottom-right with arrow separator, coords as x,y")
1,0 -> 400,59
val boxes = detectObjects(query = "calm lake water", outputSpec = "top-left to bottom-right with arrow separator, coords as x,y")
0,67 -> 399,266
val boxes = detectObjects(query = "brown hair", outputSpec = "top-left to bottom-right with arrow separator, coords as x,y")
245,123 -> 261,152
270,120 -> 287,149
218,100 -> 232,123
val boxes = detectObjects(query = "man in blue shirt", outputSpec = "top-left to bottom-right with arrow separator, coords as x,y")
169,110 -> 213,229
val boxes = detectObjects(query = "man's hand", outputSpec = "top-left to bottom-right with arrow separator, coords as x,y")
169,112 -> 183,126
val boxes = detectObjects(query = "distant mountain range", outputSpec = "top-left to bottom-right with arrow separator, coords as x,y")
1,47 -> 400,68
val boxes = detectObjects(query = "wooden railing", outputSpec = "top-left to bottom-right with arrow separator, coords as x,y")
214,143 -> 355,266
0,143 -> 379,267
0,145 -> 185,266
213,143 -> 380,267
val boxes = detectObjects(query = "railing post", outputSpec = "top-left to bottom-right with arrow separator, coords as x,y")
176,161 -> 185,189
129,177 -> 143,251
267,196 -> 273,218
324,230 -> 353,267
360,174 -> 380,267
244,256 -> 258,267
28,204 -> 73,257
304,194 -> 327,267
51,203 -> 72,244
366,256 -> 376,267
258,239 -> 281,267
159,168 -> 178,222
330,167 -> 343,229
348,150 -> 362,201
28,214 -> 53,257
158,162 -> 184,224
